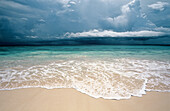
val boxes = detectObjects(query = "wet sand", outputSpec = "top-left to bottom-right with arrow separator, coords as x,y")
0,88 -> 169,111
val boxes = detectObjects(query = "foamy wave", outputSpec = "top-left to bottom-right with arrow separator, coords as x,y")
0,58 -> 170,100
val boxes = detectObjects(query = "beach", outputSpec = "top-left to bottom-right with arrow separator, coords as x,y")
0,0 -> 170,110
0,88 -> 169,111
0,46 -> 169,111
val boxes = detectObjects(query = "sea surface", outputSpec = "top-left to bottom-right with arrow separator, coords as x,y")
0,45 -> 169,99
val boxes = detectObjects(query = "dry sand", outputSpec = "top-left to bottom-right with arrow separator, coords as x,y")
0,88 -> 169,111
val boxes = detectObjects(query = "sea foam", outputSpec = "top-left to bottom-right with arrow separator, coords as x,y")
0,58 -> 169,100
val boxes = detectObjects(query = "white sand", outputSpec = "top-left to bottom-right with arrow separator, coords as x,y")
0,88 -> 169,111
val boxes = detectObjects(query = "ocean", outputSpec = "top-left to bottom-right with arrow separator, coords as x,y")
0,45 -> 169,100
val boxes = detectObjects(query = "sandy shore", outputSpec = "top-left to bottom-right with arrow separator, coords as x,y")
0,88 -> 169,111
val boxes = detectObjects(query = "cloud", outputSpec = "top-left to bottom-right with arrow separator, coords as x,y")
0,0 -> 170,45
39,19 -> 46,23
65,0 -> 169,39
21,18 -> 28,21
148,2 -> 169,11
69,1 -> 76,5
0,0 -> 31,11
65,29 -> 165,38
103,0 -> 157,31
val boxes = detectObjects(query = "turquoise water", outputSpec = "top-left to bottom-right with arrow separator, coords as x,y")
0,45 -> 170,61
0,45 -> 170,99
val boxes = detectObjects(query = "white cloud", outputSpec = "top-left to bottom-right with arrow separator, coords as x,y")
66,29 -> 165,38
26,36 -> 38,38
69,1 -> 76,5
148,2 -> 169,11
39,19 -> 46,23
21,18 -> 28,21
105,0 -> 156,31
110,0 -> 141,27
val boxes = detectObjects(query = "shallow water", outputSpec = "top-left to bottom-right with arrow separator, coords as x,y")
0,45 -> 170,99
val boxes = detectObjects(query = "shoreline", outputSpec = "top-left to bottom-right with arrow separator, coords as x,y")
0,88 -> 169,111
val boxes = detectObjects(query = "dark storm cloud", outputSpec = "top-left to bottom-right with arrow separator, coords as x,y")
0,0 -> 170,45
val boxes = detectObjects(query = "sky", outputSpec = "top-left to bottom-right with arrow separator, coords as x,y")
0,0 -> 170,45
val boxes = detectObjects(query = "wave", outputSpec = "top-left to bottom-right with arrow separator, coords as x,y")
0,58 -> 170,100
